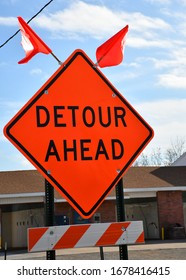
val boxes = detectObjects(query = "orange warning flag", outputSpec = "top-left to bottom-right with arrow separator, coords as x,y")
17,16 -> 52,64
96,25 -> 129,68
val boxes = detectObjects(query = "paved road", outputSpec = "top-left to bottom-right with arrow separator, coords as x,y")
1,240 -> 186,260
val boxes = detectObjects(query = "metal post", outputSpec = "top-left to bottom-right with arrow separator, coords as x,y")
115,178 -> 128,260
99,246 -> 104,260
45,179 -> 56,260
4,242 -> 7,260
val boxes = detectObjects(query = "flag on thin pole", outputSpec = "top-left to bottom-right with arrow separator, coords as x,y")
17,16 -> 53,64
96,25 -> 129,68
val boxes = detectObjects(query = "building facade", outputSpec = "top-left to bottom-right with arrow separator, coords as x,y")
0,166 -> 186,248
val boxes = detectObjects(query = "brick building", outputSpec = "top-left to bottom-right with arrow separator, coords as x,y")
0,166 -> 186,248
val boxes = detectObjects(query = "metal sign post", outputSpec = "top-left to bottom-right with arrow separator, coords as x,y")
45,179 -> 55,260
116,178 -> 128,260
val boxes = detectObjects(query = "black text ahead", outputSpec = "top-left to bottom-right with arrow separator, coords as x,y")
36,105 -> 127,162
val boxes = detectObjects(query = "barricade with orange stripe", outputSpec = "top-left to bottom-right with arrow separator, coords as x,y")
28,221 -> 144,252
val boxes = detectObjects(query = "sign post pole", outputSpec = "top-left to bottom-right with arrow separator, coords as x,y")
116,178 -> 128,260
45,179 -> 56,260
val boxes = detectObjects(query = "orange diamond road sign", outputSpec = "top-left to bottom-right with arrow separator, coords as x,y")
4,49 -> 153,218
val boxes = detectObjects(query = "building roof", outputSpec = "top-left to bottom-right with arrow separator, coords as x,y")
122,166 -> 186,189
0,166 -> 186,201
0,170 -> 44,194
171,152 -> 186,166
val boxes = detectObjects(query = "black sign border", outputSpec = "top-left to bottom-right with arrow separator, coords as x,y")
5,50 -> 153,217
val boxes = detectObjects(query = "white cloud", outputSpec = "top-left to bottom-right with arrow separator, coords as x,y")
157,74 -> 186,89
0,16 -> 17,26
124,12 -> 171,32
135,98 -> 186,150
0,100 -> 24,142
180,0 -> 186,5
0,133 -> 6,142
14,154 -> 35,169
0,1 -> 173,52
35,1 -> 123,39
0,100 -> 23,111
30,68 -> 43,75
128,36 -> 173,49
0,62 -> 8,67
34,0 -> 172,44
145,0 -> 171,4
179,25 -> 186,37
142,47 -> 186,88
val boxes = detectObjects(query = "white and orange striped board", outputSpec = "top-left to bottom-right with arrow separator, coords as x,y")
28,221 -> 144,252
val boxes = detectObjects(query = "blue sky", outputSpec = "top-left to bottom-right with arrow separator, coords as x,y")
0,0 -> 186,171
